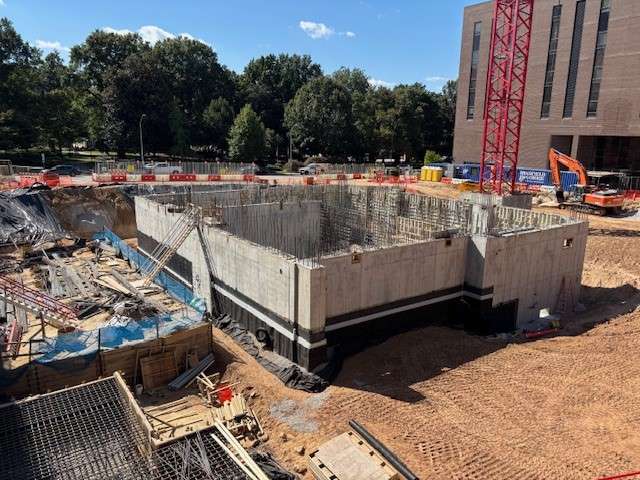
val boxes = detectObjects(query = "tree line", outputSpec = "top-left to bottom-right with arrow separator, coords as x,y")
0,18 -> 457,163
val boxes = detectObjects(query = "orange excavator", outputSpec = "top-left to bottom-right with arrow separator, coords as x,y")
548,148 -> 625,216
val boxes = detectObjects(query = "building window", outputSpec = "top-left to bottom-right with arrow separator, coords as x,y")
541,5 -> 562,118
467,22 -> 482,120
587,0 -> 611,117
563,0 -> 586,118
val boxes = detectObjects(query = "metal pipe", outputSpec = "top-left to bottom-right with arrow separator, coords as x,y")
349,419 -> 419,480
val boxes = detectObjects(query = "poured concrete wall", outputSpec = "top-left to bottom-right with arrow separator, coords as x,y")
135,196 -> 328,368
465,221 -> 588,326
320,237 -> 467,319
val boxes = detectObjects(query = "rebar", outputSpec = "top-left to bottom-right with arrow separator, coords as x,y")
144,184 -> 582,267
0,378 -> 149,480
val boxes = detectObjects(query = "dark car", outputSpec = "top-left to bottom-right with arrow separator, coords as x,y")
45,164 -> 82,176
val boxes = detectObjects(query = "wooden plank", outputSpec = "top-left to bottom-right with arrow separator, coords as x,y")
139,351 -> 177,390
113,372 -> 155,451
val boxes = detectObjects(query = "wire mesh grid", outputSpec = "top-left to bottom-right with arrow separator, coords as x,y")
0,378 -> 150,480
149,431 -> 249,480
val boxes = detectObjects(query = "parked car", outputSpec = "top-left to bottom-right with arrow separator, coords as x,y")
240,164 -> 269,175
143,162 -> 182,174
299,163 -> 327,175
43,164 -> 81,176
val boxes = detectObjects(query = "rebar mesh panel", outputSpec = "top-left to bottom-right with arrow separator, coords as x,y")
0,378 -> 149,480
149,431 -> 249,480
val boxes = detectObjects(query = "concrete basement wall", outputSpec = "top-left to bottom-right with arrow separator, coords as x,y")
320,237 -> 468,319
135,196 -> 328,368
135,197 -> 300,320
466,221 -> 588,326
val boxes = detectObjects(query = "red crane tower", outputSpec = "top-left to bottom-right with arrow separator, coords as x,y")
479,0 -> 535,195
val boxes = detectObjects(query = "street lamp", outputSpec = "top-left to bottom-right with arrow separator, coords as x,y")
139,113 -> 147,163
289,125 -> 296,162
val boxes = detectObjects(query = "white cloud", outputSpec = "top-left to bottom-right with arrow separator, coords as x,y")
299,21 -> 334,39
102,25 -> 211,47
102,26 -> 134,36
36,40 -> 70,53
138,25 -> 174,44
425,76 -> 450,83
299,21 -> 356,40
368,78 -> 395,89
178,32 -> 211,46
0,0 -> 5,6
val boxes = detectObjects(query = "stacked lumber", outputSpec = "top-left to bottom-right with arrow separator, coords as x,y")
210,391 -> 264,440
210,421 -> 269,480
309,431 -> 401,480
197,373 -> 264,441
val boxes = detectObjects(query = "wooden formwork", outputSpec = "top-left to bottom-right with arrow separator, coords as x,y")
1,323 -> 213,399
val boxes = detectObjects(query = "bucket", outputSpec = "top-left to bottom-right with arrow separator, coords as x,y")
217,386 -> 233,404
432,167 -> 444,182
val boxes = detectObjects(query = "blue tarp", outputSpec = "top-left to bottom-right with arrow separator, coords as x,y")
33,312 -> 204,363
94,229 -> 206,312
30,229 -> 207,363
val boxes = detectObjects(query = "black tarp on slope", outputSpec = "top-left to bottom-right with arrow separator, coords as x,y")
0,188 -> 66,245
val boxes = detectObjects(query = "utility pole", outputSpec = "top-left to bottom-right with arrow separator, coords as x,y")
289,131 -> 293,162
139,113 -> 147,163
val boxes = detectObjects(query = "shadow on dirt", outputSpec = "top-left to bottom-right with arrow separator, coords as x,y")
329,320 -> 506,404
588,227 -> 640,238
330,283 -> 640,404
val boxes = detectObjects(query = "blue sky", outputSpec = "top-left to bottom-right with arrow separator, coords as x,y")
2,0 -> 479,92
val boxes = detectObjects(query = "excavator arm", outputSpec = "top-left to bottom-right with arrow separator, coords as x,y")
548,148 -> 589,188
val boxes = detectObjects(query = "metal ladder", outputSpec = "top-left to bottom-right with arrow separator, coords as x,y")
197,222 -> 223,316
0,275 -> 78,329
141,205 -> 201,287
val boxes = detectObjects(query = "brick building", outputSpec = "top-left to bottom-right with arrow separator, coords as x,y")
453,0 -> 640,171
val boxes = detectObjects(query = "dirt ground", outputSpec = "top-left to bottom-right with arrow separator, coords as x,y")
211,187 -> 640,479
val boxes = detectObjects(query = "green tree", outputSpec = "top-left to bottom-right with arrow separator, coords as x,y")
285,76 -> 354,156
70,30 -> 149,150
0,18 -> 41,149
152,37 -> 235,148
168,99 -> 188,155
370,86 -> 397,158
393,83 -> 444,161
227,104 -> 265,162
36,52 -> 85,153
203,97 -> 234,150
438,79 -> 457,155
241,54 -> 322,135
424,150 -> 441,165
264,128 -> 285,160
332,68 -> 376,159
102,51 -> 172,156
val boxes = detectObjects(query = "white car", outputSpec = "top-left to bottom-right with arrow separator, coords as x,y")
299,163 -> 327,175
143,162 -> 182,174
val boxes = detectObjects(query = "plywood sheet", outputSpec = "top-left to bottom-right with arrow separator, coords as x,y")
139,351 -> 177,390
309,431 -> 399,480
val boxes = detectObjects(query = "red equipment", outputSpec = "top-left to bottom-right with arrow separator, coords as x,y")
548,148 -> 625,216
480,0 -> 535,195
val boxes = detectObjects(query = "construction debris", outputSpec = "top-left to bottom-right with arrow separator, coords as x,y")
200,376 -> 265,441
169,353 -> 215,391
210,421 -> 270,480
